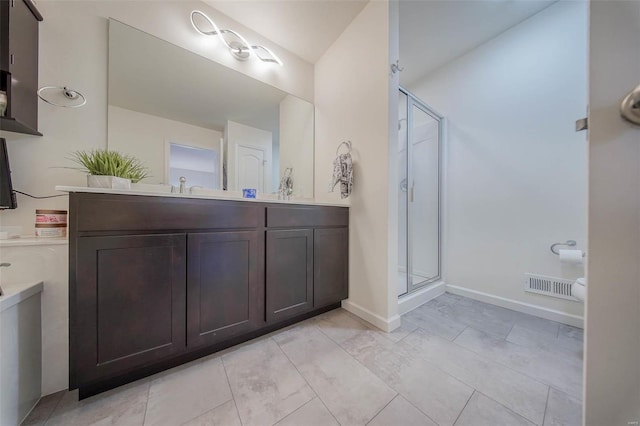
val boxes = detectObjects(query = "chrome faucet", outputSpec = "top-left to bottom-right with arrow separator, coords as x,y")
171,177 -> 188,194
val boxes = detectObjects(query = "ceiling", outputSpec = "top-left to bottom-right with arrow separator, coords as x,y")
203,0 -> 555,87
399,0 -> 556,86
204,0 -> 368,64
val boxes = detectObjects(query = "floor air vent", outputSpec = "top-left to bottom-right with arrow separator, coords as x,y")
524,273 -> 578,301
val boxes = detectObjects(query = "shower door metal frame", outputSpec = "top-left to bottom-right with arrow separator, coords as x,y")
400,86 -> 443,295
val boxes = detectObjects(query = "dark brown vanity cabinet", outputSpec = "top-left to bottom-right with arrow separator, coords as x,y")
69,193 -> 349,398
73,234 -> 187,385
266,229 -> 314,322
0,0 -> 42,135
314,228 -> 349,308
187,231 -> 263,347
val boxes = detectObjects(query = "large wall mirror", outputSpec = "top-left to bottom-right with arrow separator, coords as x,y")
107,19 -> 314,198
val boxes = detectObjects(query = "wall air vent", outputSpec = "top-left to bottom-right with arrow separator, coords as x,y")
524,273 -> 578,301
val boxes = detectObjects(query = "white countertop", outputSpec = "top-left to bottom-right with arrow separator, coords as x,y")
0,237 -> 68,247
0,280 -> 43,312
55,186 -> 351,208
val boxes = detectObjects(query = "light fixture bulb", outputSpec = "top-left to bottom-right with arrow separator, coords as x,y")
190,10 -> 220,37
251,45 -> 283,66
190,10 -> 283,66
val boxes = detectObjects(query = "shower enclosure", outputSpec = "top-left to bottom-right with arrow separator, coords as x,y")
398,88 -> 443,296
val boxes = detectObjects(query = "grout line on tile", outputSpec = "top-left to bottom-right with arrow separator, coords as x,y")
141,381 -> 151,426
230,399 -> 244,426
452,325 -> 469,342
505,322 -> 517,341
474,390 -> 540,425
541,386 -> 551,426
397,393 -> 441,426
272,397 -> 319,426
220,356 -> 245,426
364,393 -> 397,426
268,335 -> 336,426
452,389 -> 475,426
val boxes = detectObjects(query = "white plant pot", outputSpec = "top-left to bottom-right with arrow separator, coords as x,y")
87,175 -> 131,190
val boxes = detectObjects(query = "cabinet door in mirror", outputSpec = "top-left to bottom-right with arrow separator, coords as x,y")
74,234 -> 186,385
107,19 -> 314,198
187,231 -> 263,347
266,229 -> 313,322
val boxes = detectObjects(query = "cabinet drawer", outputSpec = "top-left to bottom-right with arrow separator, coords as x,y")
267,206 -> 348,228
74,194 -> 262,232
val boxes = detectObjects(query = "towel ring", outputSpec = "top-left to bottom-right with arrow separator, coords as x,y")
37,86 -> 87,108
336,140 -> 352,155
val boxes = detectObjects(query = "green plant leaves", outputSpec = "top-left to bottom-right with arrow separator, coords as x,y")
69,150 -> 150,183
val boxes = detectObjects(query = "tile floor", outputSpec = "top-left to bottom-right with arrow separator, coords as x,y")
24,293 -> 583,426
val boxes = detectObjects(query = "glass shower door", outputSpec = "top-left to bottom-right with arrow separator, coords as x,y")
398,88 -> 442,296
398,91 -> 409,296
408,99 -> 440,292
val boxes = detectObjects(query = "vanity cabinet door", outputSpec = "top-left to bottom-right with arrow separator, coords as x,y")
74,234 -> 186,385
187,231 -> 263,347
266,229 -> 314,322
314,228 -> 349,308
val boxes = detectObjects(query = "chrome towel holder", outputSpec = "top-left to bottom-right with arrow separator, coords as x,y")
37,86 -> 87,108
550,240 -> 578,255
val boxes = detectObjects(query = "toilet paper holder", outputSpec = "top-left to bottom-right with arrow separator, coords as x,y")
550,240 -> 577,255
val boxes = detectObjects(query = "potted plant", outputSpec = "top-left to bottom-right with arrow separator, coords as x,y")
69,149 -> 149,189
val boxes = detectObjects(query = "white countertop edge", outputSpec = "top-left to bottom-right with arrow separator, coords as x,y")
0,281 -> 44,313
0,237 -> 69,247
55,186 -> 351,208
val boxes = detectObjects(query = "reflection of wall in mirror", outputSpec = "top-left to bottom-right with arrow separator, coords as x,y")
279,95 -> 314,198
167,143 -> 221,189
225,120 -> 273,193
108,106 -> 222,185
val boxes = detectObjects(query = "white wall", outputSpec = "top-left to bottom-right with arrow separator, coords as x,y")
409,2 -> 587,320
279,95 -> 314,198
315,1 -> 399,331
108,106 -> 222,185
585,1 -> 640,423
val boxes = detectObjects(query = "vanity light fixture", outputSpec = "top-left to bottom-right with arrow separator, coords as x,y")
190,10 -> 283,66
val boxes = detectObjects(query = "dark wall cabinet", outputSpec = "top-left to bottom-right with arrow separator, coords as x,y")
69,193 -> 349,398
0,0 -> 42,135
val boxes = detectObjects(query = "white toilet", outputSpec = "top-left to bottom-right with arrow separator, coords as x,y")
572,277 -> 586,302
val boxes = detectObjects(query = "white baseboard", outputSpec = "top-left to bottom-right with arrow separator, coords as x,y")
398,281 -> 446,315
446,284 -> 584,328
341,300 -> 401,332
